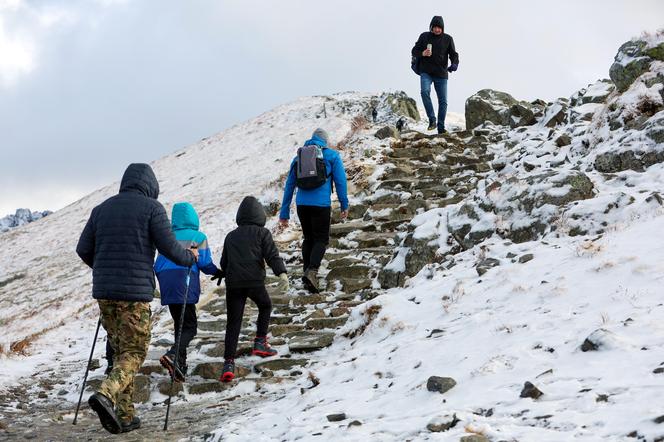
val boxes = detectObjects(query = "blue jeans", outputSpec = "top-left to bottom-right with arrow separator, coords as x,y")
420,73 -> 448,132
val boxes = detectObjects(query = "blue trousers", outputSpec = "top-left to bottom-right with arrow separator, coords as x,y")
420,73 -> 448,132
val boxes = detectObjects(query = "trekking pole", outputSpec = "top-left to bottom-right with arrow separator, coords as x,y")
73,317 -> 101,425
164,244 -> 196,431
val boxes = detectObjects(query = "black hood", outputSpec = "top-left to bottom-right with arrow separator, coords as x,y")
236,196 -> 266,227
430,16 -> 444,32
119,163 -> 160,199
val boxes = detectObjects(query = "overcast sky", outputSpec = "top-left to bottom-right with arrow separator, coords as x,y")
1,0 -> 662,216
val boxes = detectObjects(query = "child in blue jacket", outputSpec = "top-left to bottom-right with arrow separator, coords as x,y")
154,202 -> 219,382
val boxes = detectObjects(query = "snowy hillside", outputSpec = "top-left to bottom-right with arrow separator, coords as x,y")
1,30 -> 663,442
0,91 -> 409,383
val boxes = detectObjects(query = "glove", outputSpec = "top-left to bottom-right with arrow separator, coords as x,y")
210,270 -> 224,286
447,64 -> 458,72
276,273 -> 289,293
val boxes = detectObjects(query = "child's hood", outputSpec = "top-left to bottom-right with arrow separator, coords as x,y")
172,202 -> 200,231
236,196 -> 266,227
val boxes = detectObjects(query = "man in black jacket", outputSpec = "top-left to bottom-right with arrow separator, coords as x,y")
412,15 -> 459,134
212,196 -> 288,382
76,163 -> 197,434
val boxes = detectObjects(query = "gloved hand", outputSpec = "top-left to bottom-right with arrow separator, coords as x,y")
447,64 -> 458,72
210,270 -> 224,286
276,273 -> 289,293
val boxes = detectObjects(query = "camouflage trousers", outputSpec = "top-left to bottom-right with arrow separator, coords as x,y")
97,300 -> 151,422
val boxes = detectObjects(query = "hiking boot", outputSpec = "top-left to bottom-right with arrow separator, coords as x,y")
437,128 -> 447,135
252,336 -> 277,358
121,416 -> 141,433
220,359 -> 235,383
159,353 -> 185,383
302,268 -> 319,293
427,119 -> 436,131
88,392 -> 122,434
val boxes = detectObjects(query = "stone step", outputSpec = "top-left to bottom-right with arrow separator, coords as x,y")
287,331 -> 335,353
305,316 -> 349,330
330,219 -> 377,237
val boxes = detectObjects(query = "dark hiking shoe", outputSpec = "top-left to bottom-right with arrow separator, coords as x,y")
220,359 -> 235,383
160,354 -> 185,383
121,416 -> 141,433
88,392 -> 121,434
302,269 -> 319,293
437,128 -> 447,134
252,336 -> 278,358
427,120 -> 436,131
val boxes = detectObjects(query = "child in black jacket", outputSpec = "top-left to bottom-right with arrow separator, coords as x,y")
211,196 -> 288,382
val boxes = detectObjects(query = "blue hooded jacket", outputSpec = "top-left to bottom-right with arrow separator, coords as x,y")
279,136 -> 349,220
154,202 -> 218,304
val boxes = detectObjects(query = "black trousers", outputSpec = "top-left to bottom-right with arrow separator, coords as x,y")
167,304 -> 197,366
224,286 -> 272,360
297,205 -> 331,272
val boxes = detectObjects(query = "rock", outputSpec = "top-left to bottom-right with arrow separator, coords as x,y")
191,362 -> 225,380
385,90 -> 420,120
197,321 -> 224,332
139,364 -> 165,375
132,375 -> 151,403
188,382 -> 231,395
460,436 -> 490,442
375,126 -> 400,140
654,415 -> 664,424
348,420 -> 362,427
609,39 -> 651,92
37,391 -> 47,399
326,265 -> 371,281
595,150 -> 664,173
292,294 -> 328,306
645,42 -> 664,61
646,114 -> 664,144
426,376 -> 457,394
508,220 -> 547,243
427,414 -> 460,432
555,133 -> 572,147
465,89 -> 537,130
581,338 -> 599,352
476,258 -> 500,276
88,359 -> 101,371
203,343 -> 226,358
306,316 -> 349,330
520,381 -> 543,399
158,379 -> 183,396
653,367 -> 664,374
271,324 -> 306,336
288,331 -> 335,353
254,359 -> 308,373
518,254 -> 534,263
330,220 -> 376,236
326,413 -> 346,422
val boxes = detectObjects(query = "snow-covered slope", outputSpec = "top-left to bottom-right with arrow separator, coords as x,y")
0,92 -> 386,385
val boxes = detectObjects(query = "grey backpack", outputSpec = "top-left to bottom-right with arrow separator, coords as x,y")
295,145 -> 328,190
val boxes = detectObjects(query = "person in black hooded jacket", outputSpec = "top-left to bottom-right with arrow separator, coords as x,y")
76,163 -> 198,434
412,15 -> 459,134
211,196 -> 288,382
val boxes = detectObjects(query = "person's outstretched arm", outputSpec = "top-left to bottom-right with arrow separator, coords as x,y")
279,159 -> 297,222
332,153 -> 349,214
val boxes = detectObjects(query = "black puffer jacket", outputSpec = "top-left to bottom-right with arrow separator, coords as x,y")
76,163 -> 195,302
220,196 -> 286,289
411,16 -> 459,79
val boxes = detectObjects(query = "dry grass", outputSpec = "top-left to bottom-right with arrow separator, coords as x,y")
343,304 -> 382,339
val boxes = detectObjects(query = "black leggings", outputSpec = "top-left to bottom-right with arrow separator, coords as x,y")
224,286 -> 272,360
168,303 -> 197,366
297,205 -> 331,271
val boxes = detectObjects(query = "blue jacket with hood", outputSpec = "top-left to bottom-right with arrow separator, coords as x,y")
154,202 -> 219,304
279,135 -> 349,220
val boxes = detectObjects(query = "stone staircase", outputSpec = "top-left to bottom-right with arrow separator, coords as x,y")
1,125 -> 499,440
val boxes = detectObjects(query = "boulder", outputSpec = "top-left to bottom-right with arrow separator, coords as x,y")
288,331 -> 335,353
476,258 -> 500,276
465,89 -> 537,130
375,126 -> 400,140
426,376 -> 457,394
520,381 -> 544,399
609,39 -> 651,92
385,91 -> 420,120
540,100 -> 569,127
595,150 -> 664,173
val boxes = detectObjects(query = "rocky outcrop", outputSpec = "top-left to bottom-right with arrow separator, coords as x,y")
0,208 -> 52,233
465,89 -> 542,130
609,38 -> 658,92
